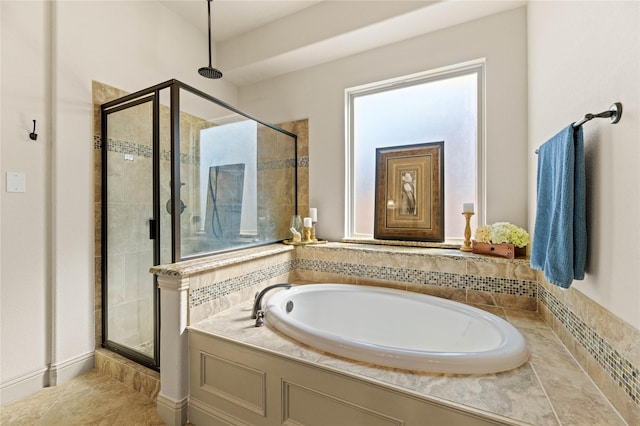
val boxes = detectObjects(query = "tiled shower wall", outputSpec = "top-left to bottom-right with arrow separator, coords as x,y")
277,119 -> 310,218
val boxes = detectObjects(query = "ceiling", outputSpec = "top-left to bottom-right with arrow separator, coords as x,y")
159,0 -> 322,42
160,0 -> 526,86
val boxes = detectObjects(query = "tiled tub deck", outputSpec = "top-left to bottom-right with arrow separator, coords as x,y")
189,289 -> 624,425
152,242 -> 638,425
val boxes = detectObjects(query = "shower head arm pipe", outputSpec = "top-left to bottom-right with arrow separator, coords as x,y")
206,0 -> 212,67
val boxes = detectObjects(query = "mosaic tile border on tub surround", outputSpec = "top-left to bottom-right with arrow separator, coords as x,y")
189,257 -> 537,309
539,285 -> 640,407
295,258 -> 537,298
189,260 -> 294,308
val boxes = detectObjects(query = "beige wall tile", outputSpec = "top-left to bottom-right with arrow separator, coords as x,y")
467,290 -> 497,306
468,304 -> 506,318
190,300 -> 219,325
95,309 -> 102,348
586,356 -> 640,426
537,301 -> 555,328
406,283 -> 466,302
504,309 -> 548,330
357,249 -> 411,269
357,279 -> 407,291
297,244 -> 359,263
422,256 -> 467,274
467,258 -> 536,280
541,289 -> 640,426
313,271 -> 358,284
539,275 -> 640,411
294,268 -> 314,282
493,293 -> 537,311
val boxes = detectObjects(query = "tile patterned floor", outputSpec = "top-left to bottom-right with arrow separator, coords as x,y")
0,370 -> 165,425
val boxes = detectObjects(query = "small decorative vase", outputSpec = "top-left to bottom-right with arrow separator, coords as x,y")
290,215 -> 302,234
472,241 -> 527,259
289,215 -> 303,242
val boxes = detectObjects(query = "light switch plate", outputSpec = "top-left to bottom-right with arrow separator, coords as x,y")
6,172 -> 26,193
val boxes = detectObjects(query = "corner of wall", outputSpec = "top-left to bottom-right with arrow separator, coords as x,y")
537,274 -> 640,424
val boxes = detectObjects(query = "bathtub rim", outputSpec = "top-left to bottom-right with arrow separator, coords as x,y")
264,283 -> 530,374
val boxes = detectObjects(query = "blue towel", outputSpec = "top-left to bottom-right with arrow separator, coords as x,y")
530,124 -> 587,288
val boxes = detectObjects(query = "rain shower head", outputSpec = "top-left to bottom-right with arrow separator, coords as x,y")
199,0 -> 223,79
198,66 -> 223,79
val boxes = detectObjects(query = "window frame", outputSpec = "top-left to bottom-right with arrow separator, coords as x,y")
344,59 -> 486,241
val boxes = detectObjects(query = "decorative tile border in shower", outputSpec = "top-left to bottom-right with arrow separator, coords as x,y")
93,135 -> 152,158
258,158 -> 298,170
94,135 -> 306,170
254,156 -> 308,170
160,149 -> 198,165
93,135 -> 198,165
294,258 -> 537,298
538,285 -> 640,408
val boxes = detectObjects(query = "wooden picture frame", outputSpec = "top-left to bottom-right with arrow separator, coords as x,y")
374,142 -> 444,242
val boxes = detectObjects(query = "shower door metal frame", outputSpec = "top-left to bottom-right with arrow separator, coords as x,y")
101,79 -> 298,370
101,92 -> 161,371
166,79 -> 299,260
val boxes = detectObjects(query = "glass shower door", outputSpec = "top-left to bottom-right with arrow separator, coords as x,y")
100,79 -> 297,370
102,95 -> 158,368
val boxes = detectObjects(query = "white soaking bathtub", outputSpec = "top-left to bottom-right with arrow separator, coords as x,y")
264,284 -> 529,374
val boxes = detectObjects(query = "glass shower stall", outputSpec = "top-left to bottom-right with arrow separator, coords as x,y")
100,79 -> 297,369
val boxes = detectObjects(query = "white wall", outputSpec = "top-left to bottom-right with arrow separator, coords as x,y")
1,1 -> 51,397
238,7 -> 529,243
1,0 -> 238,402
528,1 -> 640,330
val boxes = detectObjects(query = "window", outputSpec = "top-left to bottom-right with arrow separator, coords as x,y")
345,61 -> 484,241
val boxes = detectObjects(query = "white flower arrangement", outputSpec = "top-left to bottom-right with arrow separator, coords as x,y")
474,222 -> 529,248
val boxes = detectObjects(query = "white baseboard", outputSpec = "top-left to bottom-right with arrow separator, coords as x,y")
49,350 -> 95,386
157,392 -> 188,426
0,367 -> 49,405
0,351 -> 94,405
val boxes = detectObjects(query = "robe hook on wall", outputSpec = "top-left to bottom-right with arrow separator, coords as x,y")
29,119 -> 38,141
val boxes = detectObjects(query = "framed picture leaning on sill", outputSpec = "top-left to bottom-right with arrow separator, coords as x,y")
374,141 -> 444,242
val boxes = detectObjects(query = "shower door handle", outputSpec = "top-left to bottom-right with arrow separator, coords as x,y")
149,218 -> 157,240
